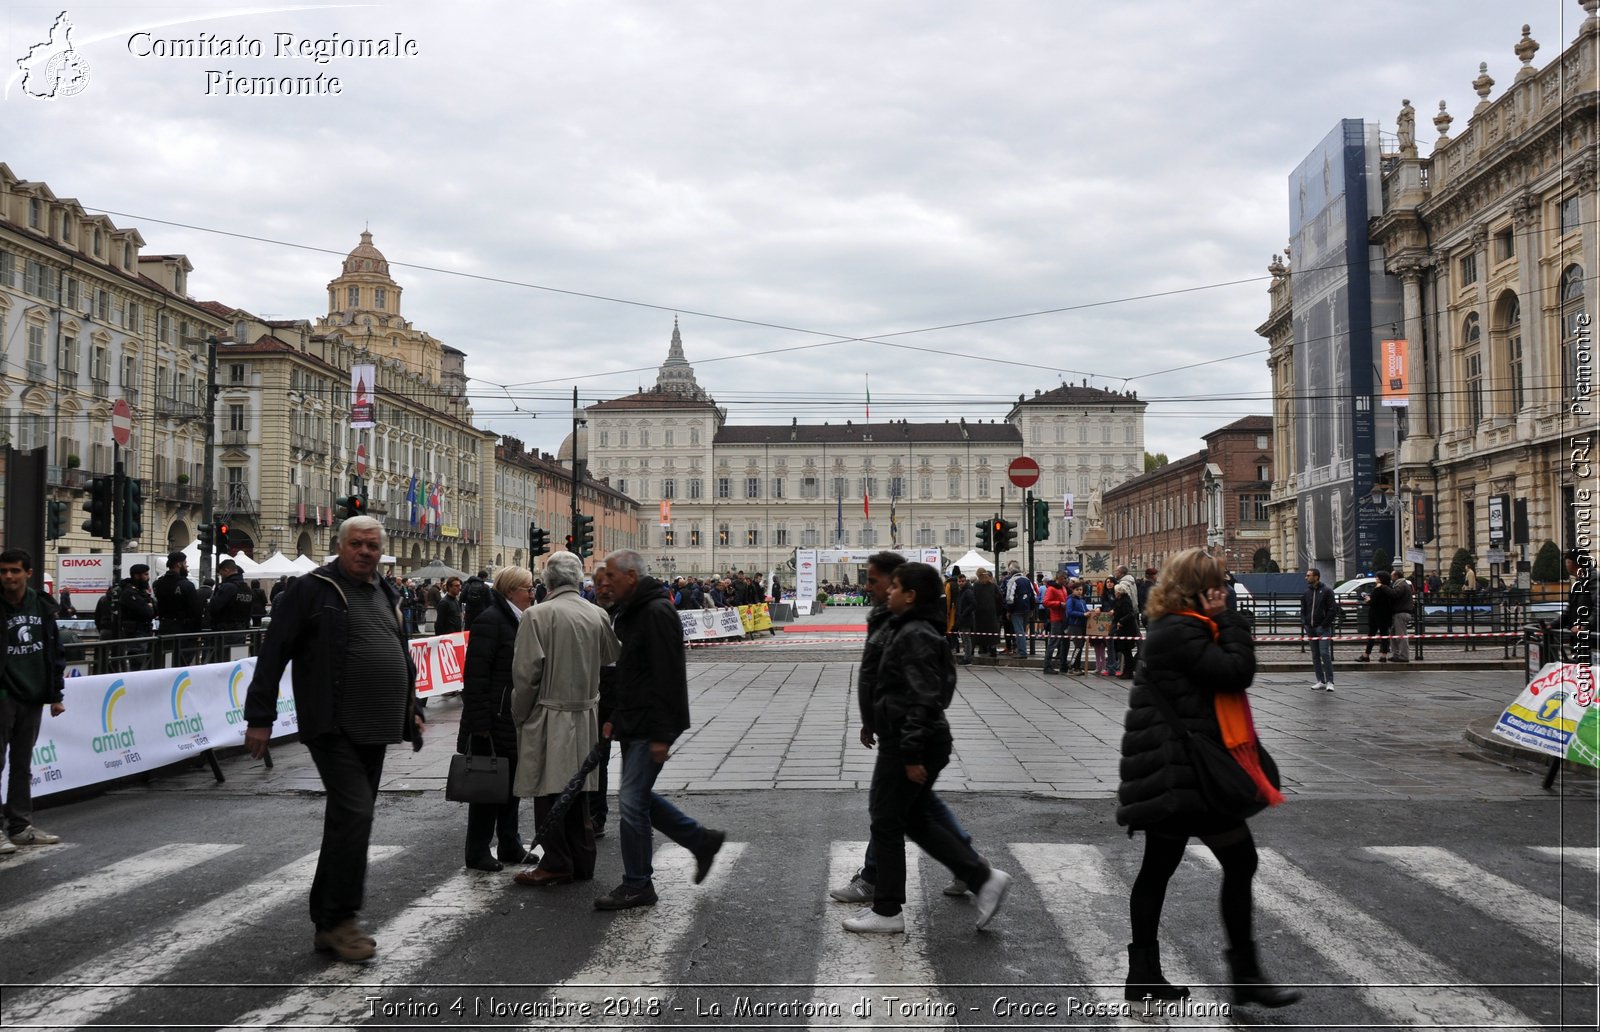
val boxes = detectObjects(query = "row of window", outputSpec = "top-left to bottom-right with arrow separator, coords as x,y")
1458,265 -> 1585,426
630,467 -> 1137,502
19,197 -> 142,275
1,251 -> 204,341
655,521 -> 985,549
1456,196 -> 1581,286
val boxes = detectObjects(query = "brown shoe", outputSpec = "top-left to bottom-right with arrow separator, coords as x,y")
313,919 -> 376,962
514,867 -> 574,887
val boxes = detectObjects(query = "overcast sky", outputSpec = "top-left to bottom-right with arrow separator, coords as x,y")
4,0 -> 1581,461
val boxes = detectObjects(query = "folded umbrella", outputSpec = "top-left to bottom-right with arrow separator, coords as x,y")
515,738 -> 609,878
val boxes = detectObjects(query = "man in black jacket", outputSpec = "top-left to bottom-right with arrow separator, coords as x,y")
595,548 -> 724,911
244,517 -> 424,962
434,577 -> 464,634
0,549 -> 67,852
154,551 -> 202,666
117,565 -> 157,670
208,559 -> 254,660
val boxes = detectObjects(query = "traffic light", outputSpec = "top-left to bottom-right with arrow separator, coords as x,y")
976,518 -> 993,551
529,524 -> 550,557
196,520 -> 214,553
214,517 -> 231,551
82,475 -> 113,539
572,514 -> 595,559
1031,497 -> 1050,543
46,499 -> 69,539
120,477 -> 144,541
994,518 -> 1018,553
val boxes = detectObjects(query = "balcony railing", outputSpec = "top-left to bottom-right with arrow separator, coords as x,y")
46,466 -> 90,490
155,395 -> 203,419
290,432 -> 327,454
221,430 -> 249,447
222,486 -> 258,514
154,481 -> 204,504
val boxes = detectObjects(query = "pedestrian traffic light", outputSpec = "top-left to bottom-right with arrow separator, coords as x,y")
994,518 -> 1018,553
82,475 -> 113,539
196,520 -> 214,553
214,517 -> 231,550
46,499 -> 69,539
119,477 -> 144,541
976,518 -> 993,551
573,514 -> 595,559
529,524 -> 550,557
1031,497 -> 1050,543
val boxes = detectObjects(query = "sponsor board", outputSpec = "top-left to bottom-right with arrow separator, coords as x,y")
681,607 -> 746,642
1491,662 -> 1599,768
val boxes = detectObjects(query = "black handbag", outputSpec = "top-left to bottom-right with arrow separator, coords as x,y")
1147,689 -> 1278,821
445,750 -> 511,805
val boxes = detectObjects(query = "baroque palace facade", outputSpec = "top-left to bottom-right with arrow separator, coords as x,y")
1264,5 -> 1598,578
581,322 -> 1148,578
1,163 -> 642,575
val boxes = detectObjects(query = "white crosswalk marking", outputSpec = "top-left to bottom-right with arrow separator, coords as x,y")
1369,846 -> 1598,970
0,843 -> 240,940
809,840 -> 952,1027
529,843 -> 749,1022
1530,845 -> 1600,873
219,868 -> 506,1030
1192,846 -> 1540,1028
0,842 -> 77,870
1011,843 -> 1229,1027
0,846 -> 402,1028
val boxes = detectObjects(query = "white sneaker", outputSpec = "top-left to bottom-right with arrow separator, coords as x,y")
942,878 -> 970,897
1311,682 -> 1326,692
9,825 -> 60,846
829,874 -> 875,903
0,836 -> 15,855
842,906 -> 905,933
975,868 -> 1012,929
1322,682 -> 1335,692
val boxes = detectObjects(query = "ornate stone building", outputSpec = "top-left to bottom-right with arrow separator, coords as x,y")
1104,416 -> 1276,574
1267,4 -> 1598,579
211,232 -> 496,568
582,322 -> 1148,577
0,163 -> 229,564
492,435 -> 643,572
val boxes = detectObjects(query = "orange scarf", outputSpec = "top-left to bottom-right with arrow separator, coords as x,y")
1177,609 -> 1285,808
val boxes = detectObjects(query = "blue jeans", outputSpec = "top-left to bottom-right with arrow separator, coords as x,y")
1308,629 -> 1334,683
1009,612 -> 1030,656
618,739 -> 710,887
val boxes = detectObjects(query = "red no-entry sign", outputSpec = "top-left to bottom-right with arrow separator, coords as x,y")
111,398 -> 132,447
1008,456 -> 1040,489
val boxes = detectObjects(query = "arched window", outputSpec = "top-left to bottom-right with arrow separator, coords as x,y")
1493,292 -> 1522,414
1560,265 -> 1586,396
1462,313 -> 1484,427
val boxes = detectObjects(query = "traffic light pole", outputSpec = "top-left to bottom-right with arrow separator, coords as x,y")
111,445 -> 124,641
1025,490 -> 1036,579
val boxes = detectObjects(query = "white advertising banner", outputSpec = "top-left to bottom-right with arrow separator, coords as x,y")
56,555 -> 113,592
23,631 -> 472,800
795,549 -> 818,616
679,607 -> 746,641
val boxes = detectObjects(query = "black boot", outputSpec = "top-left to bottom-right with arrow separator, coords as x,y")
1227,942 -> 1301,1008
1124,943 -> 1190,1002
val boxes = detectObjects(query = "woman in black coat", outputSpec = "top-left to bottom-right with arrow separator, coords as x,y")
842,562 -> 1010,935
456,567 -> 534,871
1114,547 -> 1297,1009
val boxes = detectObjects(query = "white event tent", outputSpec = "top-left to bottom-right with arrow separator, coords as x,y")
945,550 -> 996,575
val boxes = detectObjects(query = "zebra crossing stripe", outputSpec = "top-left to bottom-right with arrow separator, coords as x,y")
0,843 -> 241,941
534,843 -> 749,1020
1192,846 -> 1540,1028
218,868 -> 506,1030
0,842 -> 77,871
1530,846 -> 1600,873
808,840 -> 952,1027
1010,843 -> 1228,1027
1368,846 -> 1598,970
1,846 -> 402,1028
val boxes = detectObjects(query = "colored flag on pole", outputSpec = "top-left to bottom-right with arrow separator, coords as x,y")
863,374 -> 871,519
835,493 -> 844,544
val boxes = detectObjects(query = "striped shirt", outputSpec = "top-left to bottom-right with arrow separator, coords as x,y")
333,573 -> 411,744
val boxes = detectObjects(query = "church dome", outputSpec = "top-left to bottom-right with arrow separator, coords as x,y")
342,230 -> 390,277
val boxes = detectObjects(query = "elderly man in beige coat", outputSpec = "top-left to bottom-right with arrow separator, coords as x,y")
510,551 -> 621,885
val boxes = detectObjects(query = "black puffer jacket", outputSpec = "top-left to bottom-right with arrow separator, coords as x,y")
856,603 -> 894,735
610,576 -> 690,744
872,611 -> 955,763
1116,610 -> 1255,831
456,593 -> 519,757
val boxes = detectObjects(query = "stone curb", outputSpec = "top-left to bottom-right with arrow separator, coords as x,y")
1463,715 -> 1600,779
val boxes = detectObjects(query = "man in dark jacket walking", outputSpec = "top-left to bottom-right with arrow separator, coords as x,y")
434,577 -> 464,634
244,517 -> 424,962
830,552 -> 983,905
0,549 -> 67,852
595,548 -> 724,910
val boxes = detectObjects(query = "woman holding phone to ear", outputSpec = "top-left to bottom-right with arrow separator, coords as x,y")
1115,548 -> 1298,1009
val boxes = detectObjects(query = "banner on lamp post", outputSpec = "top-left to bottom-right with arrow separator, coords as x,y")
350,363 -> 376,428
1380,339 -> 1409,407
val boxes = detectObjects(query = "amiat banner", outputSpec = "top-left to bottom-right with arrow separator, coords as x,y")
1491,662 -> 1600,768
738,603 -> 773,634
1380,338 -> 1410,408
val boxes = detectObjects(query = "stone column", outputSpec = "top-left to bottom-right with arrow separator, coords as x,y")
1397,260 -> 1430,441
1511,191 -> 1546,414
